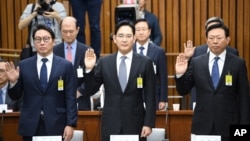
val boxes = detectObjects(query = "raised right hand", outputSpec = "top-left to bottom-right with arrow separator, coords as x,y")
84,48 -> 96,70
175,53 -> 188,75
5,62 -> 19,83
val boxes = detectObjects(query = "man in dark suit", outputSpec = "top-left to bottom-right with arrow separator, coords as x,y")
184,17 -> 239,109
0,59 -> 22,111
175,24 -> 250,141
138,0 -> 162,46
5,25 -> 77,141
84,20 -> 156,141
54,16 -> 91,110
133,18 -> 167,110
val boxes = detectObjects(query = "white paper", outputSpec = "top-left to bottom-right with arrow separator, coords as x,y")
32,136 -> 62,141
191,134 -> 221,141
110,135 -> 139,141
0,104 -> 7,113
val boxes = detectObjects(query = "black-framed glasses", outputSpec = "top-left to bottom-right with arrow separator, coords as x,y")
34,36 -> 51,43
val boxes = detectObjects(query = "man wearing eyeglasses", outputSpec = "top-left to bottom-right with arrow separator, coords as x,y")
5,24 -> 77,141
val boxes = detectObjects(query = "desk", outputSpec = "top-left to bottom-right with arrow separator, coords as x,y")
0,110 -> 193,141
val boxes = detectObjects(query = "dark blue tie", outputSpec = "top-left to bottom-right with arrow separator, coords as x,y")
211,57 -> 220,88
40,58 -> 48,91
119,56 -> 127,92
0,89 -> 3,104
139,46 -> 144,55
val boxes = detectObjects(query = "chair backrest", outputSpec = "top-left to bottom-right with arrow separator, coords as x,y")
90,85 -> 104,111
147,128 -> 166,141
71,130 -> 84,141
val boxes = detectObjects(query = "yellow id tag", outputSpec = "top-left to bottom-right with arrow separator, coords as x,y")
58,78 -> 64,91
137,76 -> 143,88
225,74 -> 232,86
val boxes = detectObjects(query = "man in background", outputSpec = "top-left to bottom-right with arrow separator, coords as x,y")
138,0 -> 162,46
133,18 -> 167,110
70,0 -> 102,59
54,16 -> 91,110
0,59 -> 22,111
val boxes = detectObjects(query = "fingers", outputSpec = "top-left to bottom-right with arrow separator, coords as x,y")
5,61 -> 15,71
86,48 -> 96,58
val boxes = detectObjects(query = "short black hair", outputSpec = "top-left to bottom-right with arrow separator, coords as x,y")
114,20 -> 135,35
32,24 -> 55,40
205,17 -> 224,30
206,24 -> 229,37
134,18 -> 151,29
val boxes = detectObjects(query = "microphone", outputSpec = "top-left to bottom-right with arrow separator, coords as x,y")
0,110 -> 6,141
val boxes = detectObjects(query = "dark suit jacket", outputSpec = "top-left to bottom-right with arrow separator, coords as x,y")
8,55 -> 77,136
84,52 -> 156,140
144,10 -> 162,46
190,44 -> 239,109
176,52 -> 250,137
5,88 -> 22,111
54,42 -> 90,110
133,43 -> 167,109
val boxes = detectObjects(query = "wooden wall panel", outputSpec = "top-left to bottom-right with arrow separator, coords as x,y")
0,0 -> 250,109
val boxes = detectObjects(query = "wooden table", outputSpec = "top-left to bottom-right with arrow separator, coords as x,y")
0,110 -> 193,141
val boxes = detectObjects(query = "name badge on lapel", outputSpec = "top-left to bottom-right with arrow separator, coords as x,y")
137,74 -> 143,88
58,76 -> 64,91
225,72 -> 232,86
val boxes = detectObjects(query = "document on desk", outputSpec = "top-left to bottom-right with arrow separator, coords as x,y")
32,136 -> 62,141
191,134 -> 221,141
110,135 -> 139,141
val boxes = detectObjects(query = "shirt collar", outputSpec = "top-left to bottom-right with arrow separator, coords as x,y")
64,40 -> 77,50
37,53 -> 53,63
117,50 -> 133,60
209,49 -> 226,62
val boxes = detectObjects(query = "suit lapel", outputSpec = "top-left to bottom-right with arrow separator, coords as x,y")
147,43 -> 156,58
216,53 -> 233,89
126,53 -> 141,89
200,54 -> 215,89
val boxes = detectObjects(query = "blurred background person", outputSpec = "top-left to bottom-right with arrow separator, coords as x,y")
0,59 -> 22,111
70,0 -> 102,59
54,16 -> 92,110
138,0 -> 162,46
19,0 -> 67,59
133,18 -> 167,110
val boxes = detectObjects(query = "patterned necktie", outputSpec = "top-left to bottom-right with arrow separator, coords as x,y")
211,57 -> 220,88
67,46 -> 72,62
0,89 -> 3,104
139,46 -> 145,55
118,56 -> 127,92
40,58 -> 48,91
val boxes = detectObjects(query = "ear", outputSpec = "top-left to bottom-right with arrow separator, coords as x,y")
113,35 -> 117,44
226,37 -> 230,44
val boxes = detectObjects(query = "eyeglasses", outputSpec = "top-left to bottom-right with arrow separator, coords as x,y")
34,36 -> 51,43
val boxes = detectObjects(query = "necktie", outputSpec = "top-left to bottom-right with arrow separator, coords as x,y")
139,46 -> 145,55
0,89 -> 3,104
40,58 -> 48,91
119,56 -> 127,92
67,46 -> 72,62
211,57 -> 220,88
